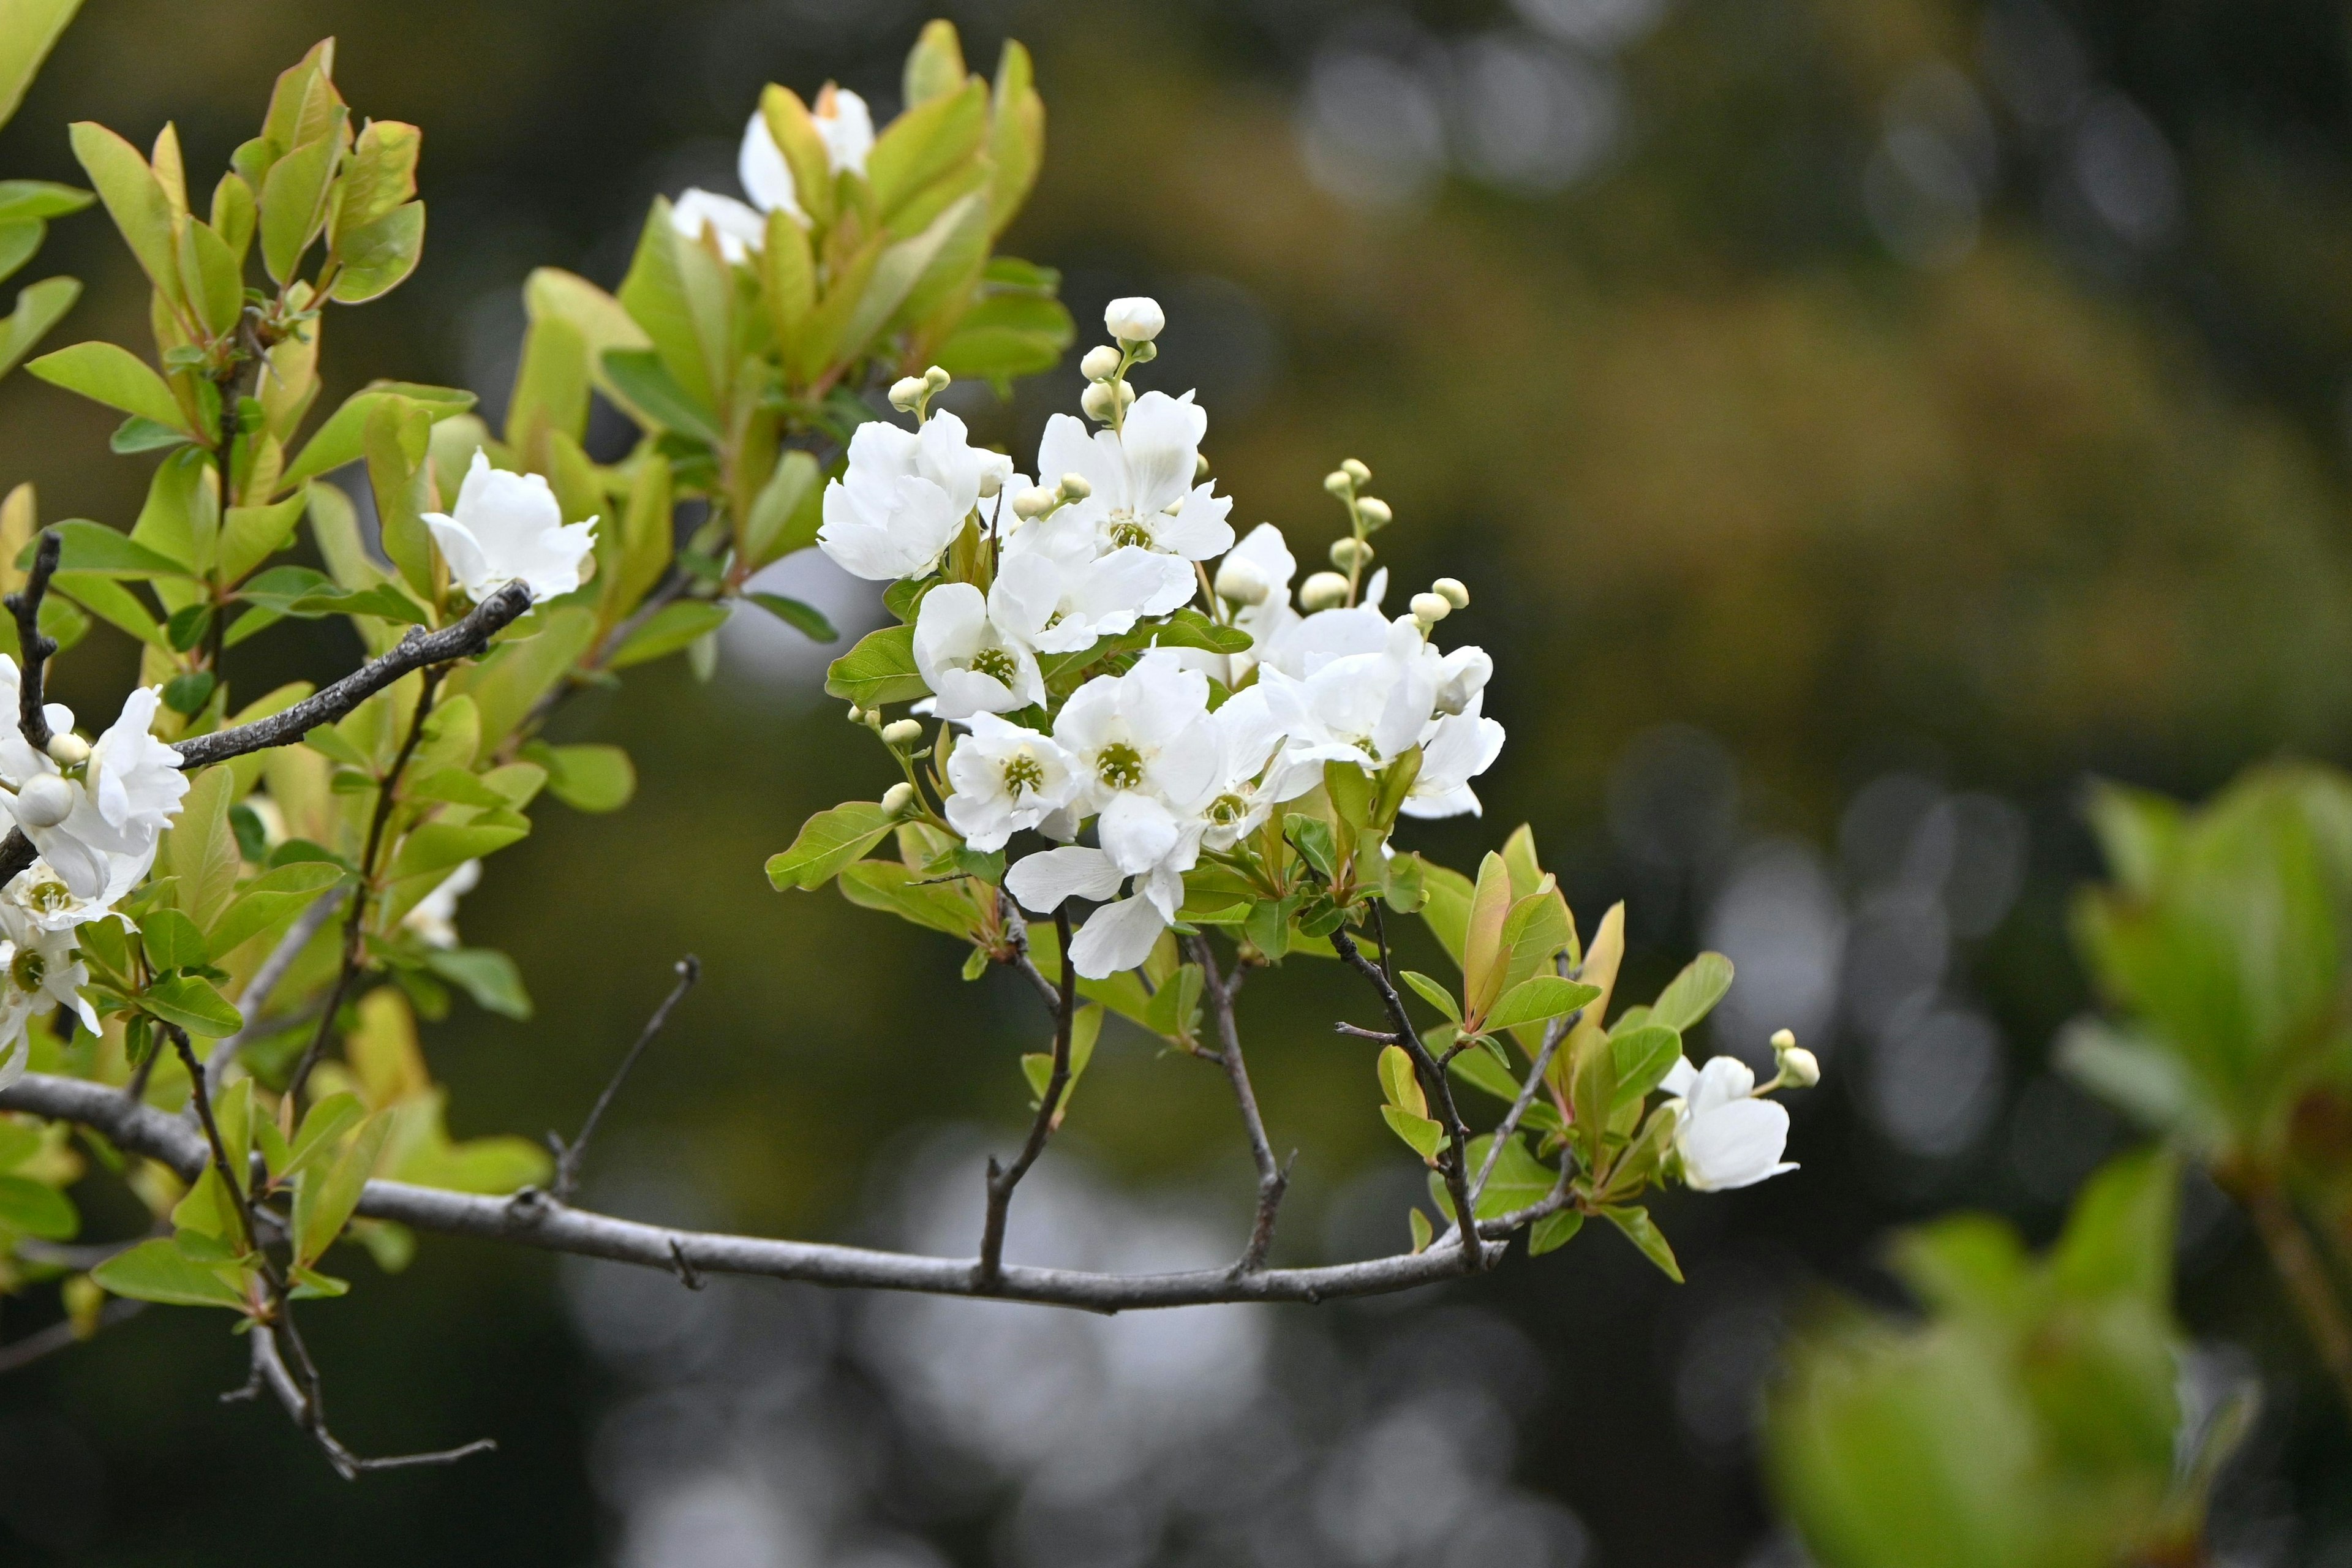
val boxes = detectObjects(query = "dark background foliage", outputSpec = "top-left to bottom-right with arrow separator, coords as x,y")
1,0 -> 2349,1562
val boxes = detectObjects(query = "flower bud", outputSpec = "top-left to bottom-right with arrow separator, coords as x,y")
1079,344 -> 1122,382
12,773 -> 73,829
1104,296 -> 1164,343
1299,571 -> 1351,612
1012,486 -> 1060,521
1431,576 -> 1469,610
924,364 -> 951,391
881,718 -> 924,748
1057,472 -> 1093,502
1214,556 -> 1272,606
1410,592 -> 1452,624
1329,537 -> 1374,571
880,781 -> 916,816
43,733 -> 88,768
1080,381 -> 1118,423
1341,458 -> 1371,484
1356,497 -> 1393,529
888,376 -> 926,412
1322,470 -> 1352,496
846,705 -> 866,725
1779,1045 -> 1821,1088
1194,453 -> 1211,483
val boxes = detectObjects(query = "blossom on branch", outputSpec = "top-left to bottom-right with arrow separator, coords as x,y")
423,451 -> 598,603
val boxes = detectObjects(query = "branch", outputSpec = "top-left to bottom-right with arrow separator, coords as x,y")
549,956 -> 701,1202
170,582 -> 531,769
0,1071 -> 1507,1311
0,1298 -> 142,1376
1332,917 -> 1485,1275
1191,935 -> 1288,1274
2248,1178 -> 2352,1420
285,669 -> 444,1107
977,908 -> 1075,1289
0,584 -> 536,887
6,529 -> 61,752
246,1325 -> 496,1479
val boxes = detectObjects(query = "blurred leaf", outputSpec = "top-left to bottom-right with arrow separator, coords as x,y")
608,598 -> 727,669
90,1237 -> 248,1311
768,802 -> 896,891
1649,952 -> 1735,1033
423,947 -> 532,1020
0,1174 -> 75,1239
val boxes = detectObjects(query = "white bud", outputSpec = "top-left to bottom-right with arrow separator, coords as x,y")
1057,472 -> 1093,502
888,376 -> 925,412
924,364 -> 951,391
1410,592 -> 1452,624
1080,382 -> 1118,423
1012,486 -> 1060,521
1770,1028 -> 1796,1050
846,706 -> 867,725
977,466 -> 1006,498
1194,453 -> 1210,483
1329,537 -> 1373,571
880,781 -> 916,816
1214,556 -> 1272,606
1341,458 -> 1371,484
43,732 -> 88,767
1322,470 -> 1352,496
1103,295 -> 1164,343
1778,1045 -> 1821,1088
1299,571 -> 1351,612
1431,576 -> 1469,610
1356,497 -> 1393,528
1079,345 -> 1122,382
12,773 -> 73,829
880,719 -> 924,748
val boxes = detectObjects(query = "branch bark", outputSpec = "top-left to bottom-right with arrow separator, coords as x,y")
1191,935 -> 1287,1273
976,908 -> 1075,1289
0,1071 -> 1507,1313
7,529 -> 61,752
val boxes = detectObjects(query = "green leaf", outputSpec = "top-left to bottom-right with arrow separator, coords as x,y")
259,130 -> 340,284
747,592 -> 838,642
1649,952 -> 1735,1033
609,598 -> 728,669
331,119 -> 419,243
1409,1207 -> 1434,1254
387,819 -> 529,884
327,199 -> 423,303
423,947 -> 532,1020
295,1114 -> 389,1266
91,1236 -> 251,1311
108,414 -> 188,454
26,340 -> 192,432
599,346 -> 720,446
0,181 -> 89,227
839,859 -> 984,937
1609,1024 -> 1686,1107
868,78 -> 988,224
450,605 -> 595,748
30,518 -> 194,583
68,121 -> 179,305
1400,969 -> 1463,1023
1449,1044 -> 1526,1105
143,974 -> 243,1038
0,1174 -> 76,1239
0,0 -> 79,132
1483,976 -> 1602,1033
0,274 -> 78,381
823,623 -> 929,707
1284,814 -> 1338,880
526,741 -> 636,813
176,217 -> 241,335
1382,1105 -> 1447,1161
1599,1204 -> 1683,1282
139,907 -> 209,971
205,859 -> 345,957
1019,1004 -> 1101,1127
281,1093 -> 366,1182
277,382 -> 475,491
767,802 -> 898,891
1528,1210 -> 1585,1257
742,449 -> 823,570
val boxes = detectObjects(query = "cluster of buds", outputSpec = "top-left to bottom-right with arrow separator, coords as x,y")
1077,296 -> 1165,426
1010,470 -> 1091,522
1769,1027 -> 1822,1090
1411,576 -> 1469,630
888,364 -> 953,418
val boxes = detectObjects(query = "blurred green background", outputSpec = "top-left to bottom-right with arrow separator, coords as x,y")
3,0 -> 2351,1562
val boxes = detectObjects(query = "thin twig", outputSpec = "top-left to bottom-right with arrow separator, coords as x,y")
0,1298 -> 143,1375
2248,1178 -> 2352,1421
977,908 -> 1075,1289
1470,957 -> 1580,1205
549,956 -> 701,1202
205,884 -> 349,1097
1333,916 -> 1485,1275
6,529 -> 60,752
247,1325 -> 496,1479
997,893 -> 1061,1010
1334,1022 -> 1398,1042
0,1071 -> 1508,1310
1192,935 -> 1288,1275
285,671 -> 444,1109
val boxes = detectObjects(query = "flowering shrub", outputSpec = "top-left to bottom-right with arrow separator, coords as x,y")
0,18 -> 1814,1473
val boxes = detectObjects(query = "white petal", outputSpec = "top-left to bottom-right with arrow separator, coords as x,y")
1098,792 -> 1180,875
1005,846 -> 1123,913
737,108 -> 804,219
1679,1098 -> 1794,1192
1068,894 -> 1167,978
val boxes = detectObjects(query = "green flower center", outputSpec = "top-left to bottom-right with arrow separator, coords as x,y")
1106,511 -> 1156,551
1207,791 -> 1250,826
1001,753 -> 1046,798
23,880 -> 68,913
11,950 -> 43,993
1096,741 -> 1146,791
970,647 -> 1019,685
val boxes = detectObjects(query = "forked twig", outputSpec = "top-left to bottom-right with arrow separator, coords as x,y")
549,956 -> 703,1203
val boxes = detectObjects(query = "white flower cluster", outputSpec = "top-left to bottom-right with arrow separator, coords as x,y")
0,663 -> 191,1081
816,300 -> 1504,979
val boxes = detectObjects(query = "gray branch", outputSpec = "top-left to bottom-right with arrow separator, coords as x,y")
0,1071 -> 1507,1313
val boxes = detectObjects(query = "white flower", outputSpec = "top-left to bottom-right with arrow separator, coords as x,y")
1054,652 -> 1220,831
817,412 -> 1013,581
0,896 -> 97,1035
1431,644 -> 1493,716
669,188 -> 768,263
736,87 -> 875,225
423,450 -> 599,603
1189,686 -> 1303,850
1221,524 -> 1299,660
1259,614 -> 1436,793
913,584 -> 1044,720
945,717 -> 1079,852
988,546 -> 1194,657
7,856 -> 141,932
1660,1055 -> 1798,1192
1399,696 -> 1505,820
1104,296 -> 1166,342
1020,394 -> 1233,564
0,681 -> 187,903
402,860 -> 480,951
1003,844 -> 1182,979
